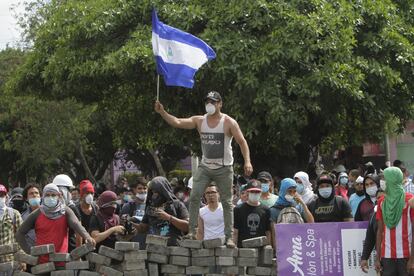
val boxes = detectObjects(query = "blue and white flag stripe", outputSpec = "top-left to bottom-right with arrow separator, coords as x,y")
152,9 -> 216,88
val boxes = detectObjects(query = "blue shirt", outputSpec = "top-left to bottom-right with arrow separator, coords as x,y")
349,193 -> 365,217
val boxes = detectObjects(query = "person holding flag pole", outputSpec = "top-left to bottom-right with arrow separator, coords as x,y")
152,9 -> 253,248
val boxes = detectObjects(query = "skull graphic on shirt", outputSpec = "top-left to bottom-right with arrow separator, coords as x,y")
247,213 -> 260,232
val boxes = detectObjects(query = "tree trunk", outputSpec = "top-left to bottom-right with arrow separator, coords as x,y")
149,148 -> 166,177
77,140 -> 97,184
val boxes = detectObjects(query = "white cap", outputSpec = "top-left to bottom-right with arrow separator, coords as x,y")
188,177 -> 193,190
356,176 -> 364,184
52,174 -> 74,188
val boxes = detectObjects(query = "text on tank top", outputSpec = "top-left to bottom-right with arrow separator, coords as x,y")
200,114 -> 233,169
35,212 -> 68,264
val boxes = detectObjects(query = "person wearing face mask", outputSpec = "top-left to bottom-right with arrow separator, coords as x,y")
21,183 -> 42,251
133,177 -> 189,246
120,178 -> 148,249
335,172 -> 350,201
155,91 -> 253,248
294,171 -> 317,205
349,176 -> 366,217
354,174 -> 380,221
9,187 -> 28,215
89,191 -> 125,250
75,180 -> 98,247
307,174 -> 353,222
16,183 -> 95,267
0,184 -> 24,275
52,174 -> 80,252
347,169 -> 360,197
233,180 -> 271,248
257,171 -> 279,208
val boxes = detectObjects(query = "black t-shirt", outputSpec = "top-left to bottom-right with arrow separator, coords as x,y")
75,202 -> 98,233
120,202 -> 147,249
141,200 -> 189,246
89,214 -> 120,250
307,196 -> 353,223
233,202 -> 270,248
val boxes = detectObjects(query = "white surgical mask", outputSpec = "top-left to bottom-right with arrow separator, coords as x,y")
44,196 -> 58,208
84,194 -> 94,205
284,194 -> 296,204
248,193 -> 261,203
136,193 -> 147,202
205,103 -> 216,115
0,197 -> 6,208
366,186 -> 378,197
318,187 -> 332,199
296,184 -> 304,194
380,180 -> 386,190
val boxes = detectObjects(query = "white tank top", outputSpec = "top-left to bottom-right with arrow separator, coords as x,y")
200,114 -> 233,169
199,203 -> 225,240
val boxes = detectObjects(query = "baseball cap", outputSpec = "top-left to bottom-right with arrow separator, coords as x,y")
0,185 -> 8,194
205,91 -> 222,102
245,180 -> 261,193
257,171 -> 272,182
79,180 -> 95,197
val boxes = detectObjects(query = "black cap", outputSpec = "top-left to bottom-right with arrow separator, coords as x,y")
245,179 -> 261,192
317,175 -> 333,186
257,171 -> 272,182
205,91 -> 222,102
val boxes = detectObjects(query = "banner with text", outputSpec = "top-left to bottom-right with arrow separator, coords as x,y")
275,222 -> 376,276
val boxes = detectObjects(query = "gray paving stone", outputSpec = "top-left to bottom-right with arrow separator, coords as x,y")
260,245 -> 274,265
237,257 -> 258,267
123,269 -> 148,276
98,245 -> 124,261
214,246 -> 238,257
146,235 -> 169,246
161,264 -> 186,274
86,252 -> 111,266
203,237 -> 225,248
191,248 -> 215,257
65,260 -> 90,270
168,246 -> 190,256
239,248 -> 258,258
186,266 -> 210,274
31,262 -> 55,275
148,263 -> 159,276
191,256 -> 215,266
115,241 -> 140,251
15,252 -> 38,265
247,266 -> 273,275
148,252 -> 168,264
121,260 -> 146,271
49,252 -> 72,262
216,256 -> 235,266
30,244 -> 55,256
241,236 -> 269,248
124,250 -> 147,261
169,255 -> 190,266
50,271 -> 76,276
70,243 -> 95,259
98,265 -> 123,276
146,244 -> 169,255
78,271 -> 101,276
178,239 -> 203,249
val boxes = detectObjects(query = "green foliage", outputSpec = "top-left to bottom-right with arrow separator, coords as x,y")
6,0 -> 414,176
168,169 -> 192,180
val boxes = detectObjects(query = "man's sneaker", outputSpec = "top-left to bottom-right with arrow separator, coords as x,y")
182,233 -> 196,240
226,238 -> 236,248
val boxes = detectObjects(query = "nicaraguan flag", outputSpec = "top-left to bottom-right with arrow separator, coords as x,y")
152,9 -> 216,88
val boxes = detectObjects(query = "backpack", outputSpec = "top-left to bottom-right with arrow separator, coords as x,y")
276,206 -> 304,224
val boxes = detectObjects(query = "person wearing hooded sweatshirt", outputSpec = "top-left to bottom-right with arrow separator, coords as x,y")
354,174 -> 380,221
349,175 -> 366,217
133,176 -> 189,246
9,187 -> 28,215
375,167 -> 414,275
335,172 -> 350,201
294,171 -> 317,205
89,191 -> 125,250
16,183 -> 95,266
307,174 -> 353,222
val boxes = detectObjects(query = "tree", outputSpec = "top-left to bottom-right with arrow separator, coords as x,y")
8,0 -> 414,177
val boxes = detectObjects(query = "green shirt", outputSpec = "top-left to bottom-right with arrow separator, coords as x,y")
260,194 -> 279,208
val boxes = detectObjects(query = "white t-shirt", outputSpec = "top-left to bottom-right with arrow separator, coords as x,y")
199,203 -> 225,240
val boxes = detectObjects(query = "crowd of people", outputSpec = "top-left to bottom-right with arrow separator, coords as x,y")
0,160 -> 412,275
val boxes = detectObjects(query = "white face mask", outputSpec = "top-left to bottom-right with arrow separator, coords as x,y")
84,194 -> 94,205
380,180 -> 386,190
136,193 -> 147,202
205,103 -> 216,115
0,197 -> 6,208
248,192 -> 261,203
284,194 -> 296,204
366,186 -> 378,197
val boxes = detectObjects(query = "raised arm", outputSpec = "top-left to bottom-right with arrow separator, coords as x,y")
229,118 -> 253,175
155,101 -> 201,129
16,210 -> 39,254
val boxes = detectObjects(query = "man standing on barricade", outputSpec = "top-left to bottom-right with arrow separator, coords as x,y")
155,91 -> 253,247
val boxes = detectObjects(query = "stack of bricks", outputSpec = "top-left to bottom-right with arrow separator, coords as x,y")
0,243 -> 22,275
6,235 -> 277,275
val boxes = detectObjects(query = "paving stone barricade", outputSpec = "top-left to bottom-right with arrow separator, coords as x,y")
3,236 -> 277,275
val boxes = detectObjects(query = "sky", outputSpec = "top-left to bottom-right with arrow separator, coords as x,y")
0,0 -> 23,49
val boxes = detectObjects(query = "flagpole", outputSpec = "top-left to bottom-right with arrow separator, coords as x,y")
156,74 -> 160,101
